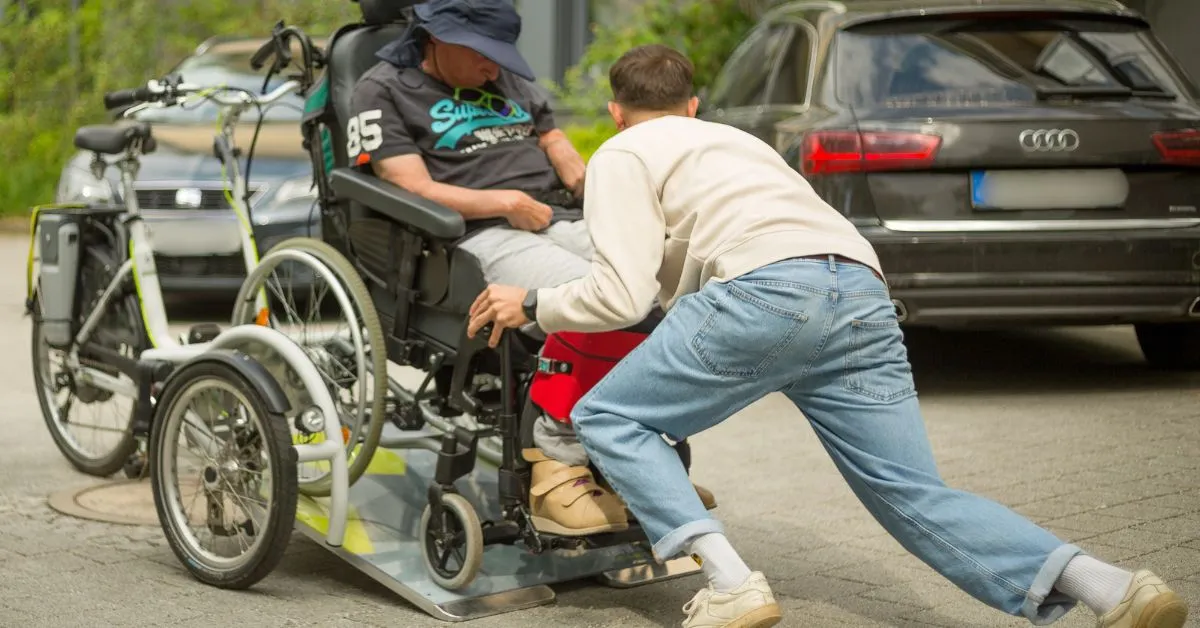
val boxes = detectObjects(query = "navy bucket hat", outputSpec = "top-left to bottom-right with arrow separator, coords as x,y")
409,0 -> 536,82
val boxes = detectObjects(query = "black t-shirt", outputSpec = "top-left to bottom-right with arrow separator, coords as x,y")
349,61 -> 581,232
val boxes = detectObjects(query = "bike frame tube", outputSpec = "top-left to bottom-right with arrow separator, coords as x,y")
214,105 -> 268,315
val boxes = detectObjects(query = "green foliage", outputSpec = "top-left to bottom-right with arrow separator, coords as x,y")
552,0 -> 756,159
564,118 -> 622,162
0,0 -> 356,216
1,0 -> 757,213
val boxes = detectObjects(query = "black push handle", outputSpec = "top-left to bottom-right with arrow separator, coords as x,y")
102,85 -> 155,110
250,37 -> 277,71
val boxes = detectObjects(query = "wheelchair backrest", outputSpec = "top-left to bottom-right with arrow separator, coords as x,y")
326,0 -> 418,169
308,0 -> 419,256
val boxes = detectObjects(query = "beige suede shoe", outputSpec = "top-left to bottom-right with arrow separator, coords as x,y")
694,483 -> 718,510
1097,570 -> 1188,628
523,449 -> 628,536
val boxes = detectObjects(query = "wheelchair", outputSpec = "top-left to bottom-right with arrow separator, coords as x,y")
184,0 -> 707,610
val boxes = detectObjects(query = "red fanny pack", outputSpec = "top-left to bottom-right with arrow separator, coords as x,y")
528,330 -> 648,424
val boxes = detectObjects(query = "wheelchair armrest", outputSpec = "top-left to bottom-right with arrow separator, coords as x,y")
330,167 -> 465,240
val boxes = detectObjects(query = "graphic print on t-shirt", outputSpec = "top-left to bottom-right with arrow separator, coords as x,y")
430,86 -> 534,152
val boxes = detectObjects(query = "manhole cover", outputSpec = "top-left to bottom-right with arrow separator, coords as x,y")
48,478 -> 198,527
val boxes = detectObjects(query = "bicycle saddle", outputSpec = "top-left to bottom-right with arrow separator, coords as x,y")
74,121 -> 156,155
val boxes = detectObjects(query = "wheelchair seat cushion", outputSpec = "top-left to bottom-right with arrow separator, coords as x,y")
529,330 -> 649,423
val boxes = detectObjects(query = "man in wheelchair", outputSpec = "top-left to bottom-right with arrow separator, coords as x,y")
347,0 -> 714,537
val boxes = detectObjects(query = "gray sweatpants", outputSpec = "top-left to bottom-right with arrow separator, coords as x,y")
457,220 -> 592,466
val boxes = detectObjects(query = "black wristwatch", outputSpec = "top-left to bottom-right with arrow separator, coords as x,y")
522,290 -> 538,321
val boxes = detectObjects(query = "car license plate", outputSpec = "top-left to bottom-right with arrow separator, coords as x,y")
970,169 -> 1129,210
144,214 -> 243,256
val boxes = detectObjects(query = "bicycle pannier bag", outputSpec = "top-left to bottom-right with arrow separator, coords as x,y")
33,210 -> 83,348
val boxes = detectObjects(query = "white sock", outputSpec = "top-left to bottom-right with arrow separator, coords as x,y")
1054,554 -> 1134,616
687,533 -> 752,593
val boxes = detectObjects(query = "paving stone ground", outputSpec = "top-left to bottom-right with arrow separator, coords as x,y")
2,232 -> 1197,627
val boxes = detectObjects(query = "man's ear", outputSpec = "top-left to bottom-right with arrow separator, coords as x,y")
687,96 -> 700,118
607,101 -> 626,131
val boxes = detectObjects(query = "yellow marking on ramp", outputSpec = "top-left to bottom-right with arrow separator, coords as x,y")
295,496 -> 375,555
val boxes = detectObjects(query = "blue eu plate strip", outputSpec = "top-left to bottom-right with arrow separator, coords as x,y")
971,170 -> 987,208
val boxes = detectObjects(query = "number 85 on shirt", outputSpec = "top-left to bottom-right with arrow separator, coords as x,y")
347,109 -> 383,158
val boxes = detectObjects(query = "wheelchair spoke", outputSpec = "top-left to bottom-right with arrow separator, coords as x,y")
265,275 -> 306,332
305,279 -> 331,325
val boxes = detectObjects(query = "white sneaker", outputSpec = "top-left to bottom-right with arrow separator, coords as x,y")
1096,570 -> 1188,628
681,571 -> 783,628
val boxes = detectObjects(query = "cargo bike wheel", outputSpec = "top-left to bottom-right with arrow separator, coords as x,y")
231,237 -> 387,497
149,358 -> 297,590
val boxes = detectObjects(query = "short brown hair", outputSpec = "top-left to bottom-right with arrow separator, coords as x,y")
609,44 -> 694,111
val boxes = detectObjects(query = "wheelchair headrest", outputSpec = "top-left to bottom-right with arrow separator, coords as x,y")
358,0 -> 422,25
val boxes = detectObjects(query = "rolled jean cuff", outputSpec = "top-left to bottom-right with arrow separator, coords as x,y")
652,518 -> 724,562
1022,543 -> 1084,625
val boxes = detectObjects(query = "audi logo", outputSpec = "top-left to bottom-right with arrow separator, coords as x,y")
1019,128 -> 1080,152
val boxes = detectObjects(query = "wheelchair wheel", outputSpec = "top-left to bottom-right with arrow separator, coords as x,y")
419,493 -> 484,591
31,244 -> 145,477
232,237 -> 387,497
149,358 -> 297,590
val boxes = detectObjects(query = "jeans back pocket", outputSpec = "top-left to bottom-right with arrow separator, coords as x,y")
844,316 -> 917,403
690,282 -> 810,379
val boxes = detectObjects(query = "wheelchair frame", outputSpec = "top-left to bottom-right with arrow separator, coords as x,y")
259,1 -> 706,619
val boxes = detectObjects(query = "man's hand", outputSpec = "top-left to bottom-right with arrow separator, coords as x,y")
468,284 -> 530,347
494,190 -> 553,231
540,129 -> 587,197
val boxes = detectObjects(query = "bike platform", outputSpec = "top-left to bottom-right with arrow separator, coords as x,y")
292,424 -> 701,622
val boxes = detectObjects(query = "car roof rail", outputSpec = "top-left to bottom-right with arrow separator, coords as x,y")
755,0 -> 846,20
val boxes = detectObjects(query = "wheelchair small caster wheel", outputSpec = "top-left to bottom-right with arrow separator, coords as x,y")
419,492 -> 483,591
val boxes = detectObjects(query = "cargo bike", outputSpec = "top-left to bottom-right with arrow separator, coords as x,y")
27,0 -> 708,622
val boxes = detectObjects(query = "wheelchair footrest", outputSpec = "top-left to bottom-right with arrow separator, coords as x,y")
292,435 -> 702,623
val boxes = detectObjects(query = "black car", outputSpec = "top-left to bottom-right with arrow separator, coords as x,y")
700,0 -> 1200,369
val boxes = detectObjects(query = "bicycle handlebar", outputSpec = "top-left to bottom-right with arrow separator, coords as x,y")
104,20 -> 319,115
103,78 -> 301,117
103,86 -> 157,110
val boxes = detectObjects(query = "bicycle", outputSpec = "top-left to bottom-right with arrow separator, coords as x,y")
27,38 -> 387,498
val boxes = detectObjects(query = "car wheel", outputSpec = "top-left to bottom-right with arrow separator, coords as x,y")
1134,322 -> 1200,370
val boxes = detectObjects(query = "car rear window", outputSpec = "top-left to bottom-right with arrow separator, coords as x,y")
835,15 -> 1193,108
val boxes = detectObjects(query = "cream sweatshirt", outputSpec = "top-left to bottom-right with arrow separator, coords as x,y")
535,115 -> 884,333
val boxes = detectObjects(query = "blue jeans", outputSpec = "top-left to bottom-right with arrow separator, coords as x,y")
571,256 -> 1085,625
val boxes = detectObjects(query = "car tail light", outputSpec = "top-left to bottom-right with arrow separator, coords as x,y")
800,130 -> 942,176
1152,129 -> 1200,166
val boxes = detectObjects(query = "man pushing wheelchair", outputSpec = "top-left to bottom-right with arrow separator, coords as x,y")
347,0 -> 715,539
465,33 -> 1191,628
